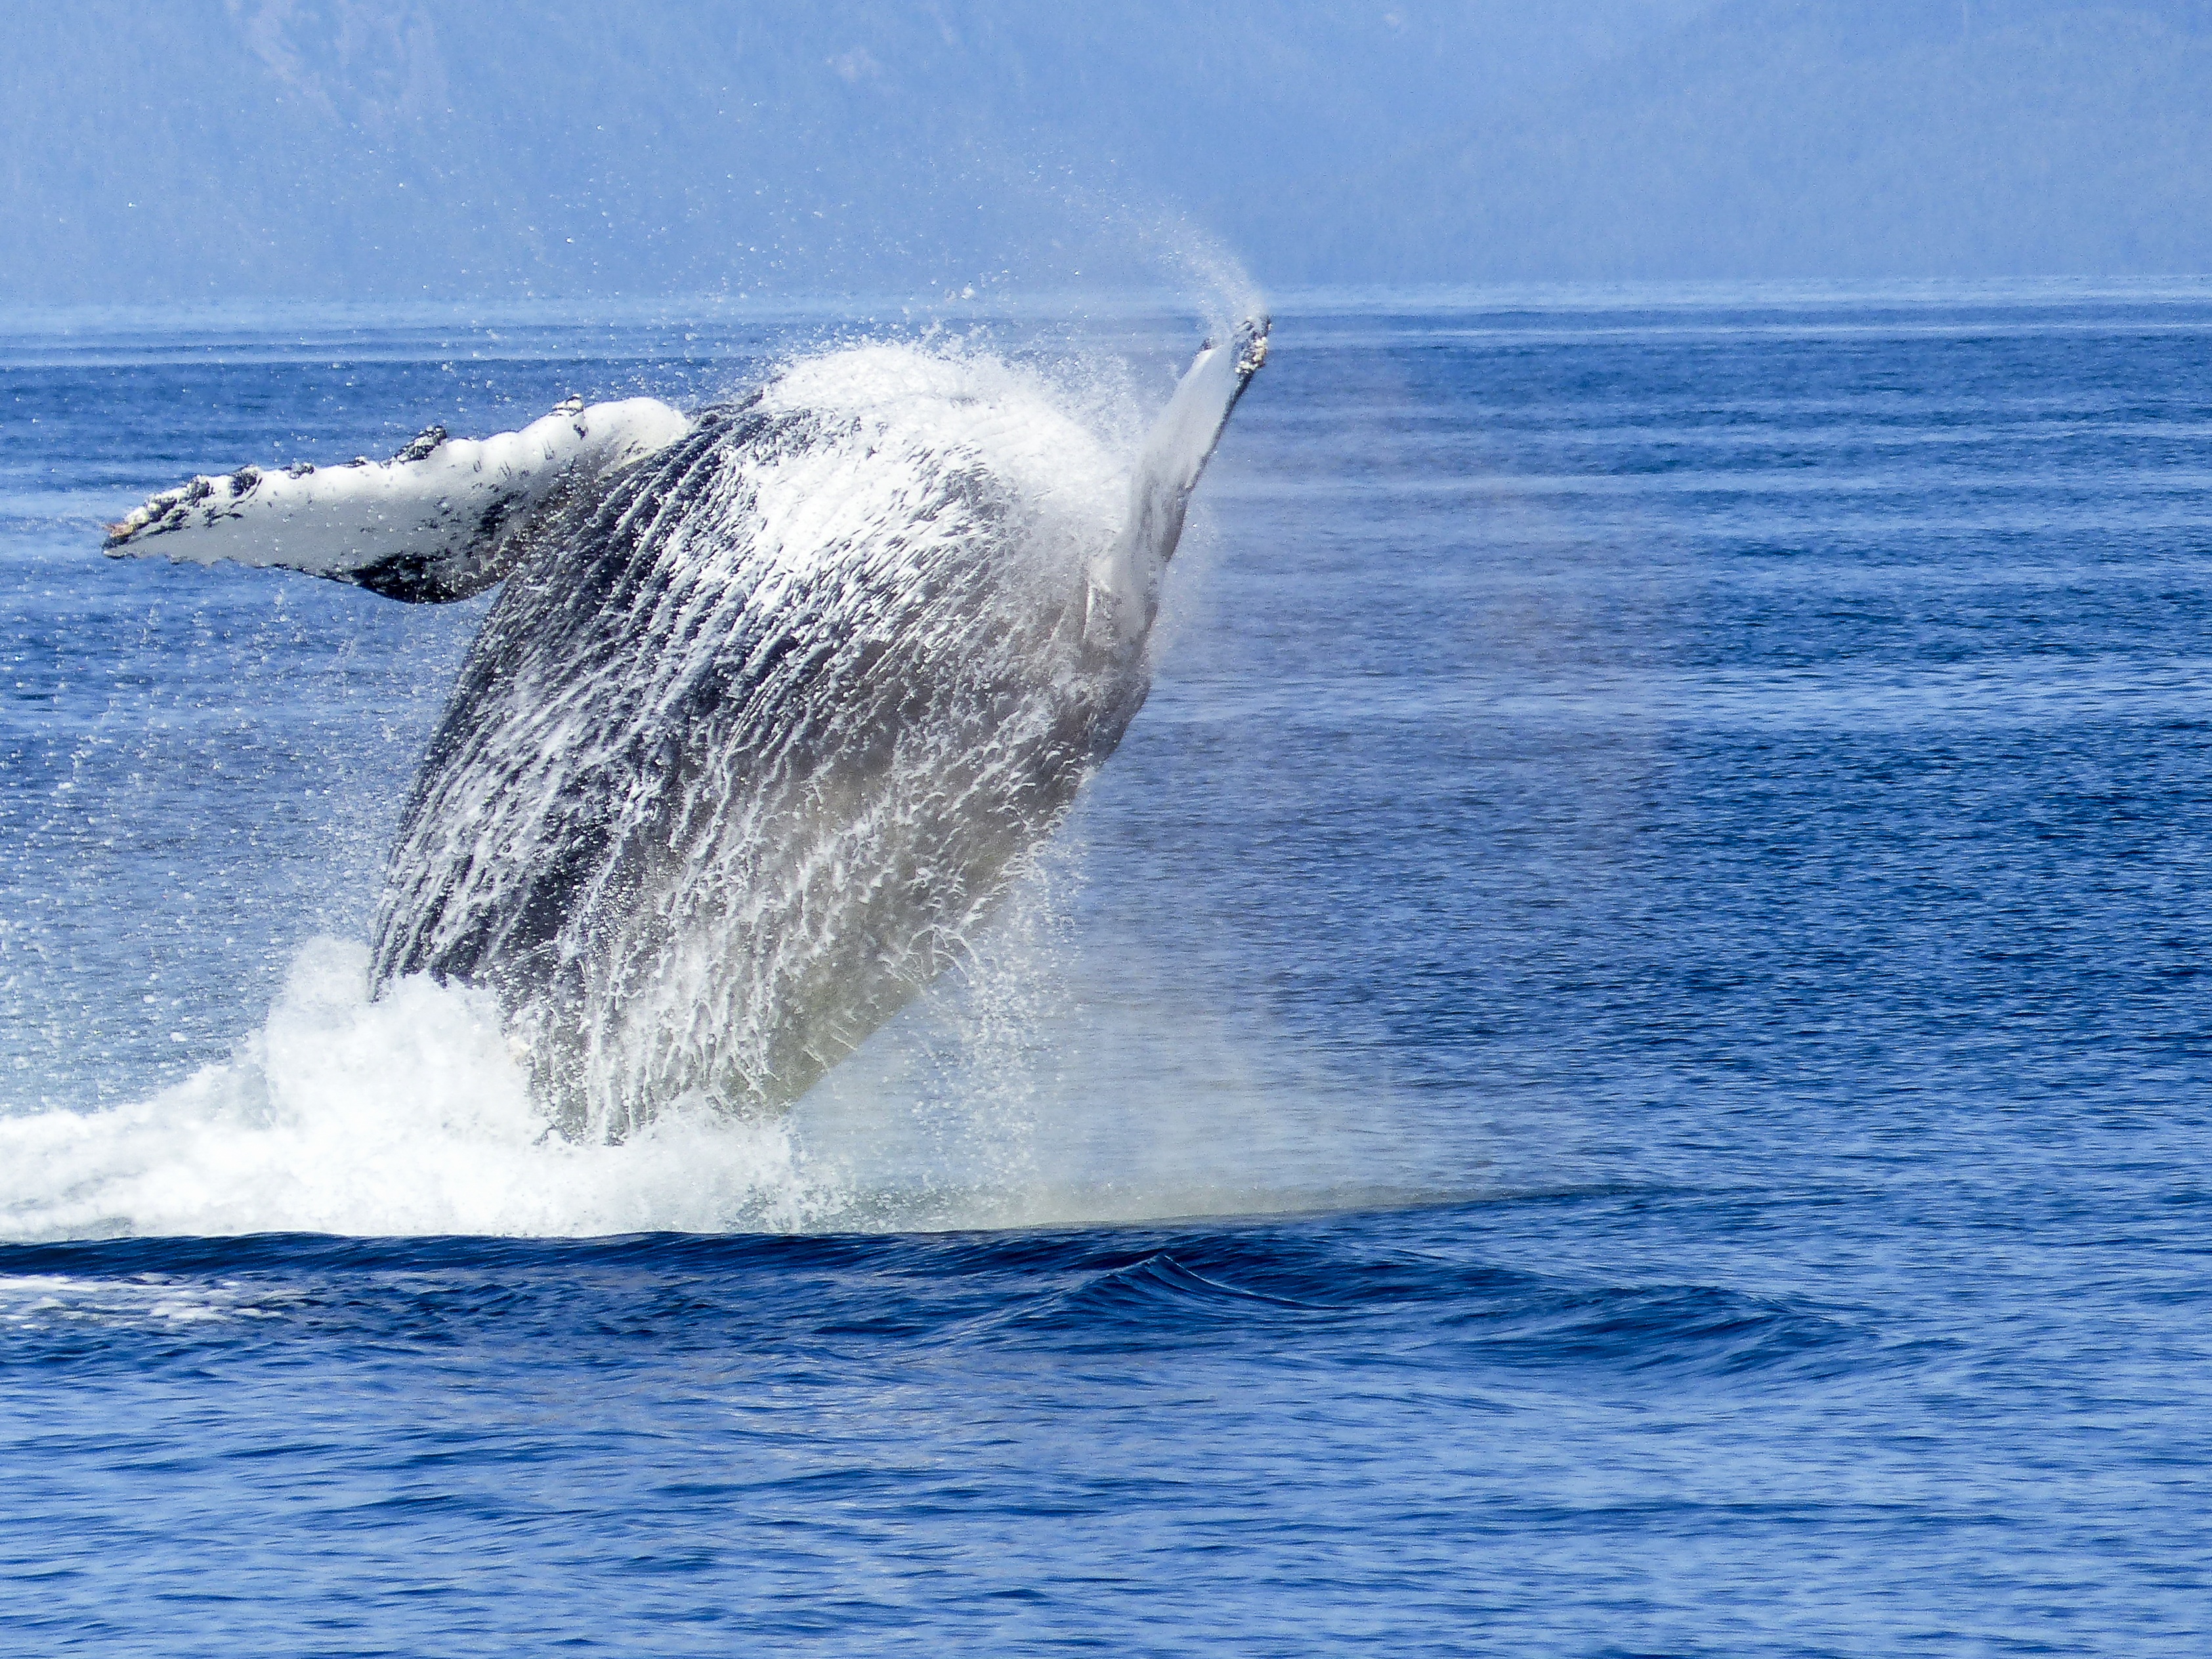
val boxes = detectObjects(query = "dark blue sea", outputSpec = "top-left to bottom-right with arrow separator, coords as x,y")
5,286 -> 2211,1654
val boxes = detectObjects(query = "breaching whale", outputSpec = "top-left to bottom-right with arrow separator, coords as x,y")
106,319 -> 1269,1138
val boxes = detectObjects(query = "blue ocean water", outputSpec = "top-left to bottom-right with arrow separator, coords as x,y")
5,287 -> 2212,1653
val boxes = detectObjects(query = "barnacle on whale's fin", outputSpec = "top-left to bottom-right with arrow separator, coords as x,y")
103,397 -> 693,602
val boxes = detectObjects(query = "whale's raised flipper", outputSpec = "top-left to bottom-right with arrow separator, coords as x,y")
1089,314 -> 1269,647
104,397 -> 692,602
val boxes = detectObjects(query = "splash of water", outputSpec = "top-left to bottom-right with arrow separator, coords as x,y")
0,917 -> 1435,1243
0,940 -> 830,1242
0,306 -> 1439,1243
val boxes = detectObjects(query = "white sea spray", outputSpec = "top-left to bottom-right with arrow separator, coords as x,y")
0,938 -> 831,1242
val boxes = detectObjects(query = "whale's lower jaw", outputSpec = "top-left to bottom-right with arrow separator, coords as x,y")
369,388 -> 1153,1141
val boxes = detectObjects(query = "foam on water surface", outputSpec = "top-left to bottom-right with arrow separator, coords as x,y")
0,940 -> 831,1242
0,1272 -> 296,1329
0,923 -> 1436,1244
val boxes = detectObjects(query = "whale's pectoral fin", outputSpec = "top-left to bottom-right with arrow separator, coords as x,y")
1088,314 -> 1269,646
102,396 -> 693,602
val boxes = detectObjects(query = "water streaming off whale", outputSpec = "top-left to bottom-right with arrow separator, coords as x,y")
96,323 -> 1267,1145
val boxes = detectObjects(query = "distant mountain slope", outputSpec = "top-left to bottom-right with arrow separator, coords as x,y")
1328,0 -> 2212,281
2,1 -> 2208,303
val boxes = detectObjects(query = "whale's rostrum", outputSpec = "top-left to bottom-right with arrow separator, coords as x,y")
107,319 -> 1269,1138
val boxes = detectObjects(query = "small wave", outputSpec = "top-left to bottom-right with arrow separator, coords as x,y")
0,1271 -> 294,1330
948,1228 -> 1867,1376
0,1206 -> 1891,1392
992,1250 -> 1335,1345
1443,1280 -> 1869,1379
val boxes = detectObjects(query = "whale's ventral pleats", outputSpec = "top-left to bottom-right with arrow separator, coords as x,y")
106,320 -> 1269,1138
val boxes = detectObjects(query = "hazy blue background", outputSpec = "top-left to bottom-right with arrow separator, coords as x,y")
9,0 -> 2212,306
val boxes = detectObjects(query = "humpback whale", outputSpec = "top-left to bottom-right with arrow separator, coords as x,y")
106,320 -> 1269,1139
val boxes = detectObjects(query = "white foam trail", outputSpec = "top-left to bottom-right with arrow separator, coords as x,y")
0,940 -> 832,1242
